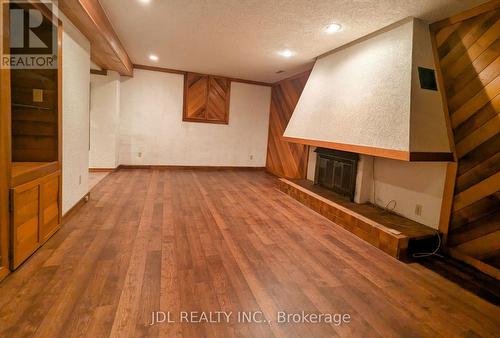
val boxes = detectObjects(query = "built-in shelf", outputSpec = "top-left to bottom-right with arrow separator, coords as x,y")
11,162 -> 60,187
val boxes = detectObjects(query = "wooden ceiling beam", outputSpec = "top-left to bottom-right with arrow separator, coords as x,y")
58,0 -> 133,76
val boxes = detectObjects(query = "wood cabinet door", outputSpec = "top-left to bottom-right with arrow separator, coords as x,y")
207,76 -> 230,123
39,173 -> 61,243
11,183 -> 40,269
183,72 -> 230,124
184,73 -> 208,121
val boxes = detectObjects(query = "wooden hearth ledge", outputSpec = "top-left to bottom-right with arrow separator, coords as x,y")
278,178 -> 437,260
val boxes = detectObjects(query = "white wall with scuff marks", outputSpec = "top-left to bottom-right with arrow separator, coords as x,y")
118,69 -> 271,167
60,11 -> 91,214
90,71 -> 120,169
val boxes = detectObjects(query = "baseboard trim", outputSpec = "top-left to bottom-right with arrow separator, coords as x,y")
89,167 -> 116,172
62,192 -> 90,224
117,165 -> 266,171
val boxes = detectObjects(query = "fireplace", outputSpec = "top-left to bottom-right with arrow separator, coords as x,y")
314,148 -> 359,201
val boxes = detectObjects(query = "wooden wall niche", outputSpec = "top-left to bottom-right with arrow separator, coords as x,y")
431,1 -> 500,279
183,72 -> 230,124
265,71 -> 311,179
11,69 -> 59,162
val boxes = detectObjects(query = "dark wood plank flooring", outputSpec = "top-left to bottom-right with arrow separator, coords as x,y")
0,169 -> 499,337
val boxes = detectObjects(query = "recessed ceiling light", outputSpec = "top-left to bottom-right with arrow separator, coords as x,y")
138,0 -> 151,4
278,49 -> 294,58
149,54 -> 159,61
325,23 -> 342,33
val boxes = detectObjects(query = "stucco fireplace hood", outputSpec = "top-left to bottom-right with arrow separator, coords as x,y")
283,17 -> 453,162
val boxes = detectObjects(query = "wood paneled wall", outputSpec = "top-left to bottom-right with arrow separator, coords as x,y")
266,71 -> 311,179
431,1 -> 500,277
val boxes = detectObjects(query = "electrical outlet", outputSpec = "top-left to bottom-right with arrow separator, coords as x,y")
415,204 -> 423,216
250,155 -> 254,160
138,152 -> 142,158
79,175 -> 82,185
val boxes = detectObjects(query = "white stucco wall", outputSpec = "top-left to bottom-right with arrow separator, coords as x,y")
90,71 -> 120,169
60,12 -> 91,214
285,18 -> 450,155
118,69 -> 271,166
285,19 -> 414,151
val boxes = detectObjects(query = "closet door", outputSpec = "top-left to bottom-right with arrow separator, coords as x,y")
39,173 -> 61,243
206,76 -> 230,123
183,73 -> 209,121
183,72 -> 230,124
11,182 -> 40,269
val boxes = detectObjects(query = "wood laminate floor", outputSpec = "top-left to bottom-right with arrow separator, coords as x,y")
0,169 -> 498,338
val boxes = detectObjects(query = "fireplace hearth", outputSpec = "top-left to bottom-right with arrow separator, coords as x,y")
314,148 -> 359,201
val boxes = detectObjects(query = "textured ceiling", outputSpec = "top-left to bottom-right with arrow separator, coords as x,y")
99,0 -> 487,82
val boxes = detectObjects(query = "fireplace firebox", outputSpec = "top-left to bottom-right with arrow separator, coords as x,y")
314,148 -> 359,201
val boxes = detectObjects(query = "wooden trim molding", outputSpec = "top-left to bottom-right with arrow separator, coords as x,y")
133,64 -> 186,76
282,136 -> 409,160
133,64 -> 273,87
118,165 -> 265,171
272,69 -> 313,86
438,163 -> 458,243
282,137 -> 454,162
89,167 -> 116,172
430,0 -> 500,32
90,69 -> 107,76
57,0 -> 133,76
409,152 -> 455,162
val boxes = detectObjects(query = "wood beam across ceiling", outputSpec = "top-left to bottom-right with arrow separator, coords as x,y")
58,0 -> 133,76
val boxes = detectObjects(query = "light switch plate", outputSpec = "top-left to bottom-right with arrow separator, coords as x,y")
33,89 -> 44,102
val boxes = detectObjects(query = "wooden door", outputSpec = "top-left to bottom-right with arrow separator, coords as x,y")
183,72 -> 230,124
183,73 -> 208,121
207,76 -> 230,123
11,182 -> 40,269
39,173 -> 61,243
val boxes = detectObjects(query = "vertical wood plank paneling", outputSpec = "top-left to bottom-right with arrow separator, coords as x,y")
432,2 -> 500,277
265,71 -> 310,179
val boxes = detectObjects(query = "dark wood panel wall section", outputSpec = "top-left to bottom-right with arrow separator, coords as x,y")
58,0 -> 133,76
0,1 -> 11,282
431,0 -> 500,279
183,72 -> 230,124
265,71 -> 311,179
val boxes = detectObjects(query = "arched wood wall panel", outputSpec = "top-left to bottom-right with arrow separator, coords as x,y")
432,2 -> 500,278
265,71 -> 311,179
